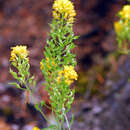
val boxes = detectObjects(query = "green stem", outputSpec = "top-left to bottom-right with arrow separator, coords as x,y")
65,114 -> 71,130
25,82 -> 50,124
62,114 -> 65,130
56,114 -> 61,130
39,109 -> 50,124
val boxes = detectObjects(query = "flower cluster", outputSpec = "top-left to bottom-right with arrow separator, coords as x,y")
52,0 -> 76,23
114,5 -> 130,33
114,21 -> 124,34
10,45 -> 28,62
40,61 -> 44,70
57,65 -> 78,85
32,127 -> 40,130
119,5 -> 130,20
40,57 -> 55,70
114,4 -> 130,54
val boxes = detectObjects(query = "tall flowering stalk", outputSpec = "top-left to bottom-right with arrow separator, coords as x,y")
9,45 -> 36,93
40,0 -> 78,129
114,4 -> 130,81
114,5 -> 130,54
9,0 -> 78,130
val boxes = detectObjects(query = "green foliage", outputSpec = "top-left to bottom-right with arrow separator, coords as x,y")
9,2 -> 78,130
40,17 -> 78,130
115,4 -> 130,88
9,16 -> 78,130
116,20 -> 130,54
42,125 -> 57,130
8,82 -> 21,89
10,57 -> 36,90
114,5 -> 130,54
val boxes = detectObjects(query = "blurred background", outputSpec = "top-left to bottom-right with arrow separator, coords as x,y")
0,0 -> 130,130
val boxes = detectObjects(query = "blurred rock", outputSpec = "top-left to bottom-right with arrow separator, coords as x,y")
11,124 -> 19,130
0,83 -> 5,93
0,119 -> 11,130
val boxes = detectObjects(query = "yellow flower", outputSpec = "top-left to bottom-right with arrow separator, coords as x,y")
52,0 -> 76,23
114,21 -> 123,33
57,65 -> 78,85
57,70 -> 63,83
40,61 -> 44,70
32,127 -> 40,130
64,65 -> 78,84
119,5 -> 130,20
45,57 -> 56,69
10,45 -> 28,61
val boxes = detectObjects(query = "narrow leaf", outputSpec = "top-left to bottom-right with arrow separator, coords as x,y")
41,125 -> 57,130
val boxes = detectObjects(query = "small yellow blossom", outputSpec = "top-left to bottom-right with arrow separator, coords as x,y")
119,5 -> 130,20
40,61 -> 44,70
64,65 -> 78,85
57,70 -> 63,83
10,45 -> 28,61
32,127 -> 40,130
52,0 -> 76,23
114,21 -> 123,33
40,58 -> 56,75
45,57 -> 56,69
52,61 -> 55,66
46,57 -> 49,62
57,65 -> 78,85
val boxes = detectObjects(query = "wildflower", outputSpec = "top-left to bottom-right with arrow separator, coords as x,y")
57,70 -> 64,83
119,5 -> 130,20
46,57 -> 56,69
52,0 -> 76,23
40,61 -> 44,70
32,127 -> 40,130
114,21 -> 123,33
57,65 -> 78,85
10,45 -> 28,61
64,65 -> 78,85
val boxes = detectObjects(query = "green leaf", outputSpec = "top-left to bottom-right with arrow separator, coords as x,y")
35,103 -> 40,111
66,43 -> 75,51
33,80 -> 36,87
41,125 -> 57,130
31,79 -> 36,93
8,82 -> 21,89
74,35 -> 79,40
52,19 -> 56,25
70,114 -> 74,127
9,69 -> 18,79
41,100 -> 45,107
11,62 -> 17,67
29,76 -> 34,85
25,63 -> 30,72
128,78 -> 130,82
